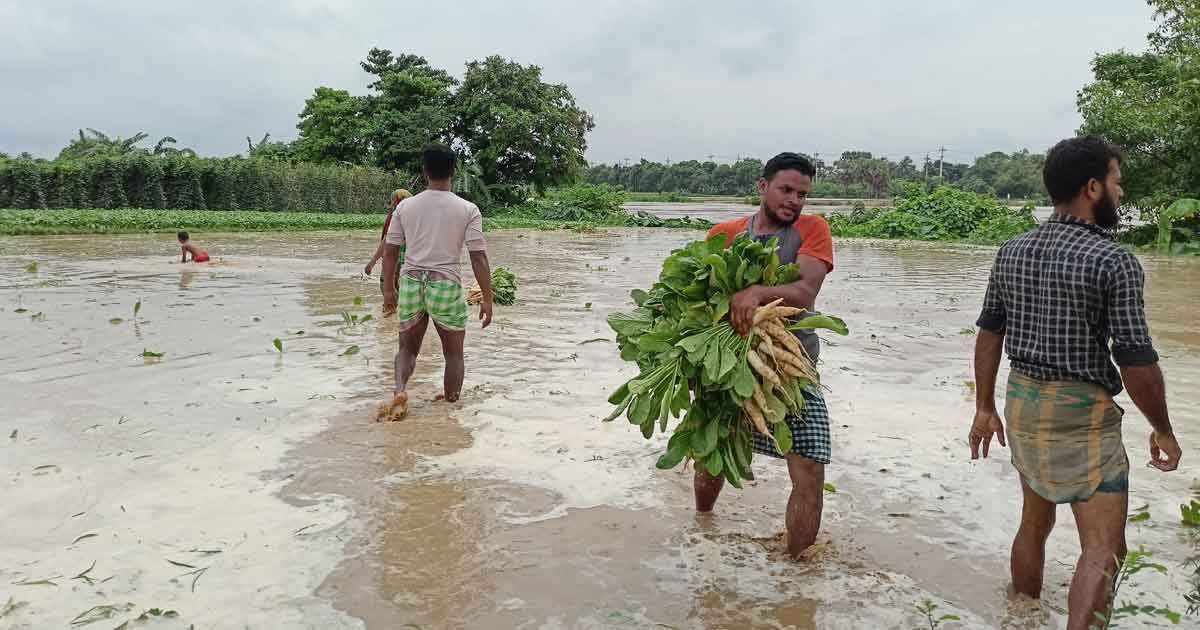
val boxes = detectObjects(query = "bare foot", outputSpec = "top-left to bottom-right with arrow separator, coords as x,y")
433,393 -> 461,403
374,392 -> 408,422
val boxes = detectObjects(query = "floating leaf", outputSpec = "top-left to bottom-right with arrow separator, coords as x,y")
109,318 -> 124,325
141,350 -> 164,359
340,345 -> 360,357
24,261 -> 37,273
0,597 -> 28,618
71,533 -> 98,545
133,300 -> 141,318
359,314 -> 373,324
823,483 -> 837,494
353,296 -> 364,307
13,575 -> 60,586
273,338 -> 283,353
166,559 -> 196,569
70,603 -> 133,626
14,308 -> 28,314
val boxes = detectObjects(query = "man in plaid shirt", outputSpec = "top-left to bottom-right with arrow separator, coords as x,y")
970,136 -> 1181,629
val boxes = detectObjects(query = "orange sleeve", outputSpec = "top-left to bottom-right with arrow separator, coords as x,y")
708,218 -> 748,249
795,215 -> 834,272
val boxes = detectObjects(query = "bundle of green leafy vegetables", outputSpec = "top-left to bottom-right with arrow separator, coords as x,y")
492,267 -> 517,305
605,233 -> 848,488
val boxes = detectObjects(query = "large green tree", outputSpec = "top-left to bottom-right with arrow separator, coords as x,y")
292,87 -> 371,165
366,55 -> 456,172
453,56 -> 594,193
1077,0 -> 1200,213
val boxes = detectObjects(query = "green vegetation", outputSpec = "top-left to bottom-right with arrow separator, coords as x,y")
1090,549 -> 1181,629
585,151 -> 1048,201
0,204 -> 711,236
1078,0 -> 1199,218
826,186 -> 1038,245
604,234 -> 848,488
0,153 -> 408,214
292,48 -> 592,198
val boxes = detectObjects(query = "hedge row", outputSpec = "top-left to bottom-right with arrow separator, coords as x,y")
0,156 -> 411,214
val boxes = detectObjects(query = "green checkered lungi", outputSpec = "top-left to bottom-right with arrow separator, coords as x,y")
396,273 -> 468,331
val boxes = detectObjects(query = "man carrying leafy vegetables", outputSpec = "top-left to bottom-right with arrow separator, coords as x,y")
700,152 -> 835,557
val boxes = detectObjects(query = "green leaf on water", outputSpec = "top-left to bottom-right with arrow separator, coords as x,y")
24,261 -> 37,273
340,345 -> 360,357
69,603 -> 133,626
133,300 -> 141,318
584,302 -> 593,310
353,296 -> 364,307
823,483 -> 837,494
359,314 -> 373,324
71,533 -> 98,545
141,349 -> 164,359
109,318 -> 124,325
273,338 -> 283,353
14,308 -> 28,314
166,559 -> 196,569
1,597 -> 28,619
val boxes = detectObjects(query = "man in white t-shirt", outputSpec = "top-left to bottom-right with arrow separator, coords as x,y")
377,145 -> 494,421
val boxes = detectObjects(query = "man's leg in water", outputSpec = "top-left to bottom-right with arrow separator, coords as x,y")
394,314 -> 429,396
433,324 -> 465,402
1066,489 -> 1128,630
694,469 -> 725,513
785,454 -> 824,558
1011,477 -> 1057,598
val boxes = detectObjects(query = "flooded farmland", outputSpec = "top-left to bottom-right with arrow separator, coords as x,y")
1,225 -> 1197,629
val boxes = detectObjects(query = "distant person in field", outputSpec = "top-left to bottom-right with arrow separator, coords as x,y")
364,189 -> 413,291
377,145 -> 493,421
700,153 -> 835,559
177,232 -> 210,263
970,136 -> 1181,629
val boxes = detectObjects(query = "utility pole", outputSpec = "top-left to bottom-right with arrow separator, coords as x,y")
938,146 -> 946,179
924,152 -> 930,183
814,152 -> 820,182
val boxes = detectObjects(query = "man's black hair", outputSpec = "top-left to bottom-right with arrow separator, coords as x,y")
1043,136 -> 1123,205
422,144 -> 456,180
177,231 -> 189,241
763,152 -> 817,181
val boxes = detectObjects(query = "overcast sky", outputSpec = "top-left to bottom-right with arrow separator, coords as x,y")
2,0 -> 1155,165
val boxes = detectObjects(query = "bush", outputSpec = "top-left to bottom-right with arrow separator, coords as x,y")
829,185 -> 1030,244
0,156 -> 408,213
966,205 -> 1039,245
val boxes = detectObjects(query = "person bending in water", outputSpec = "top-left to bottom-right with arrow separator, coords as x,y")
364,189 -> 413,295
970,136 -> 1181,629
378,145 -> 493,420
177,232 -> 210,263
700,153 -> 835,559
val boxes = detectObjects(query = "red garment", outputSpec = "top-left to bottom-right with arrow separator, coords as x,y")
193,251 -> 210,263
707,214 -> 834,271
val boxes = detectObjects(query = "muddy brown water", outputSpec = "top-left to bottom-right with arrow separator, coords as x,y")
1,229 -> 1197,629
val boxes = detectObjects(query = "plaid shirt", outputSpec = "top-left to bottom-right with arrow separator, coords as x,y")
977,214 -> 1158,395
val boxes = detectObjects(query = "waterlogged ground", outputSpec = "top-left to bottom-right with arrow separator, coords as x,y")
1,226 -> 1198,629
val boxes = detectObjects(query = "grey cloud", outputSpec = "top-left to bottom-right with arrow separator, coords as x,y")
0,0 -> 1155,165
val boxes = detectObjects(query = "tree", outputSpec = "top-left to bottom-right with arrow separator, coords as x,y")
367,67 -> 455,172
293,87 -> 371,165
1078,0 -> 1200,213
454,55 -> 594,194
246,133 -> 296,162
56,129 -> 191,161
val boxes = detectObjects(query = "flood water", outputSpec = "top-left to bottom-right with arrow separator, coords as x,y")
1,228 -> 1197,629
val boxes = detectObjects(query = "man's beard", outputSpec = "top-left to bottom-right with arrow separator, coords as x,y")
1095,191 -> 1121,229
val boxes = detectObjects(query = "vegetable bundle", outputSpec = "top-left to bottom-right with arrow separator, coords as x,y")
605,234 -> 848,488
467,266 -> 517,305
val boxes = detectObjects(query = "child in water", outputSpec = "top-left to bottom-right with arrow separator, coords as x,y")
177,231 -> 210,263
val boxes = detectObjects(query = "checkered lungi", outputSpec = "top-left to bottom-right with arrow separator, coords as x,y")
751,387 -> 832,464
396,273 -> 468,331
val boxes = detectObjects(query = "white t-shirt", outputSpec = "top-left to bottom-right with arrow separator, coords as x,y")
384,190 -> 485,283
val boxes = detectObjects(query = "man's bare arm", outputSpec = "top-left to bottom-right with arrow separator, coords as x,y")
469,250 -> 493,329
731,255 -> 828,334
969,328 -> 1007,459
974,329 -> 1004,413
381,243 -> 401,314
1121,364 -> 1171,434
